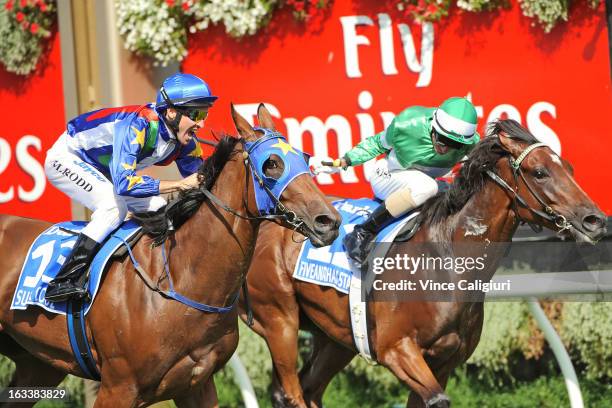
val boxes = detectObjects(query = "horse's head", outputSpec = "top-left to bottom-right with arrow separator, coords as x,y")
231,103 -> 340,247
493,120 -> 606,243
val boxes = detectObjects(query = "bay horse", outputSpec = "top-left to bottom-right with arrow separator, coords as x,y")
239,119 -> 607,408
0,104 -> 341,407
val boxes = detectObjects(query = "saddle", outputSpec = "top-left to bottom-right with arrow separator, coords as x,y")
11,220 -> 142,315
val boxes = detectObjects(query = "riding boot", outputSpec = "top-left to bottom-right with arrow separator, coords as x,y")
343,203 -> 395,265
45,234 -> 100,302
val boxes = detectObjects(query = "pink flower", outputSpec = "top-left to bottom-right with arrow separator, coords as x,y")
165,0 -> 175,7
294,1 -> 304,12
21,20 -> 29,29
182,2 -> 189,11
30,22 -> 39,34
15,11 -> 25,22
5,1 -> 14,11
20,0 -> 27,8
426,4 -> 438,14
39,1 -> 47,12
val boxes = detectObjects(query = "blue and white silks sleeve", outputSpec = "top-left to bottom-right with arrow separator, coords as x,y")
175,139 -> 204,178
110,117 -> 161,197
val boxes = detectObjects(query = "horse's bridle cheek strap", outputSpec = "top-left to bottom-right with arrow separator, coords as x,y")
486,143 -> 571,233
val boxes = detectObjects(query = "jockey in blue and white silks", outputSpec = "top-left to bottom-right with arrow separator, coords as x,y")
62,104 -> 204,196
44,72 -> 217,302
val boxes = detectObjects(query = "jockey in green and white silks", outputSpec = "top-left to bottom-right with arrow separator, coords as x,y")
314,97 -> 480,265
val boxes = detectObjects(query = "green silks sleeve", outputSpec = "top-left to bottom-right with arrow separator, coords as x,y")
343,131 -> 390,166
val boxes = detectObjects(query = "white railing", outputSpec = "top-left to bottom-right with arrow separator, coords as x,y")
228,354 -> 259,408
488,270 -> 612,408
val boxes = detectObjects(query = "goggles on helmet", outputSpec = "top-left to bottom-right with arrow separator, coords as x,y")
432,129 -> 463,150
159,86 -> 209,122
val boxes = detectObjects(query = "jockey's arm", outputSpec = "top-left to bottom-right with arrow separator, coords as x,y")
157,139 -> 204,193
174,139 -> 204,178
111,119 -> 203,197
110,119 -> 161,198
343,130 -> 391,167
158,174 -> 199,194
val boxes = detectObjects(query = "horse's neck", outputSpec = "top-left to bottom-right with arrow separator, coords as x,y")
458,179 -> 518,243
169,154 -> 259,306
431,178 -> 519,283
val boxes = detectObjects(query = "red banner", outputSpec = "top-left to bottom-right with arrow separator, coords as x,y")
0,34 -> 71,222
184,1 -> 612,214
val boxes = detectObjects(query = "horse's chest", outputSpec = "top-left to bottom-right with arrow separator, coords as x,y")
149,316 -> 239,397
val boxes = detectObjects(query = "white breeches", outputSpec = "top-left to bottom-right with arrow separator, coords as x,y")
44,134 -> 166,243
369,158 -> 443,216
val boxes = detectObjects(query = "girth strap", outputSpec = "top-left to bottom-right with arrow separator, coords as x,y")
66,299 -> 100,380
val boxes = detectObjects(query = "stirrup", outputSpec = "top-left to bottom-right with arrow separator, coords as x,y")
344,228 -> 374,265
45,281 -> 88,303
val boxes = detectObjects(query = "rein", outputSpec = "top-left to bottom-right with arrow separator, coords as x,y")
116,236 -> 238,313
128,133 -> 315,315
485,142 -> 572,233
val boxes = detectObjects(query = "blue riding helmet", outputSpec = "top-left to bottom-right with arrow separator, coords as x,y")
155,72 -> 218,110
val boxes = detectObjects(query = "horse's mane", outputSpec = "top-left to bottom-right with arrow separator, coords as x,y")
133,135 -> 241,246
417,119 -> 538,226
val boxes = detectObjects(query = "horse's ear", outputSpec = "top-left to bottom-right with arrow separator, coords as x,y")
497,131 -> 522,156
231,103 -> 257,141
257,103 -> 276,131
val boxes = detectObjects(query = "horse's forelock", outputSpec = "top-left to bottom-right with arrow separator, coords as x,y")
487,119 -> 538,144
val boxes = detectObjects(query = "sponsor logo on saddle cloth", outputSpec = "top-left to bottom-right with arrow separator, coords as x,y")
293,198 -> 418,293
10,220 -> 141,315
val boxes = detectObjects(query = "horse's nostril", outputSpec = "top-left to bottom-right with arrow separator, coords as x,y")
582,214 -> 606,232
314,214 -> 334,229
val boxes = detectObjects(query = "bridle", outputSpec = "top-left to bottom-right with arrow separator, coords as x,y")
131,131 -> 316,317
199,133 -> 316,239
485,142 -> 572,233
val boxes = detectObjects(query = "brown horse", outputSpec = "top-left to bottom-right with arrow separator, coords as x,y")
0,104 -> 341,407
240,119 -> 607,408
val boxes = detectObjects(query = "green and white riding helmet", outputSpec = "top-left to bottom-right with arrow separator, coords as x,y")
431,97 -> 479,144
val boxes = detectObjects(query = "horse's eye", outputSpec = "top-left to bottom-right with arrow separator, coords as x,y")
533,168 -> 549,179
264,159 -> 278,170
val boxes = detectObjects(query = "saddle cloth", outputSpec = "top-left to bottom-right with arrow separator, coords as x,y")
293,198 -> 419,294
10,220 -> 141,316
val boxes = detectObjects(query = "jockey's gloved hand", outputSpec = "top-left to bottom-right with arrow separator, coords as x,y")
310,157 -> 347,175
180,173 -> 201,190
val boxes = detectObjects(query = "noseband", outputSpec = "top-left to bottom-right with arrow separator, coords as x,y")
486,142 -> 572,233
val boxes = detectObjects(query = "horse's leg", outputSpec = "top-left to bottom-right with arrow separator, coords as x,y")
380,338 -> 450,408
249,299 -> 306,408
405,371 -> 450,408
92,383 -> 139,408
0,334 -> 65,408
405,332 -> 473,408
300,331 -> 355,408
174,377 -> 219,408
